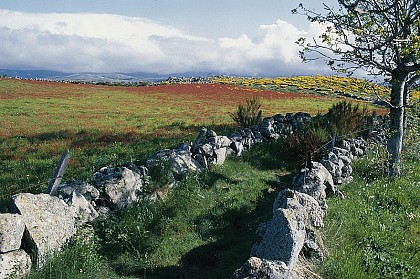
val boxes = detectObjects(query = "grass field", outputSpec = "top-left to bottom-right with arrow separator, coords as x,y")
0,77 -> 348,204
320,130 -> 420,279
1,76 -> 415,278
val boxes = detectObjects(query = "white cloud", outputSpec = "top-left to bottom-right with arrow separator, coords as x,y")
0,9 -> 332,76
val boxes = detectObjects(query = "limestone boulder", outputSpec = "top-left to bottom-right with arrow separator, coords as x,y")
199,143 -> 214,157
57,181 -> 100,222
241,128 -> 255,149
0,213 -> 25,253
68,191 -> 99,223
338,154 -> 352,166
94,166 -> 143,209
332,147 -> 351,158
230,141 -> 244,157
353,147 -> 364,157
251,208 -> 305,267
213,147 -> 228,165
0,249 -> 32,279
259,117 -> 279,140
292,162 -> 335,209
172,149 -> 202,176
302,233 -> 325,263
320,157 -> 344,185
206,129 -> 217,138
146,148 -> 202,181
228,132 -> 243,143
339,139 -> 351,151
193,154 -> 208,169
206,136 -> 232,149
273,189 -> 324,230
232,257 -> 299,279
273,189 -> 325,262
58,180 -> 100,202
12,193 -> 76,268
342,165 -> 353,178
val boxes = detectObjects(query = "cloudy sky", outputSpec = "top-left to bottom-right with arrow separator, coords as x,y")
0,0 -> 338,76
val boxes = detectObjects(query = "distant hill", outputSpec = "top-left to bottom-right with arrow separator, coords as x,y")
0,69 -> 66,79
0,69 -> 218,83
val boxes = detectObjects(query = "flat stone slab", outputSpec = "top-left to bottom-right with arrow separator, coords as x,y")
12,193 -> 76,268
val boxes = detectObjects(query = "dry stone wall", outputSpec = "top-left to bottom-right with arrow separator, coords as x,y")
232,137 -> 368,279
0,111 -> 376,278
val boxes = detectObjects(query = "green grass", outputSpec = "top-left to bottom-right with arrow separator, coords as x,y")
93,156 -> 290,278
1,77 -> 418,278
319,144 -> 420,278
24,143 -> 293,279
0,78 -> 340,207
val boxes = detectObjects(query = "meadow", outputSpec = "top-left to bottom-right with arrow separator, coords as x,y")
0,77 -> 340,204
0,76 -> 417,278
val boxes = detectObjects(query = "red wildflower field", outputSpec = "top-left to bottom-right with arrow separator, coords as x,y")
0,79 -> 334,138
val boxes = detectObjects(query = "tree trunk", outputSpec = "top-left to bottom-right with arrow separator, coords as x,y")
386,77 -> 406,176
402,85 -> 409,146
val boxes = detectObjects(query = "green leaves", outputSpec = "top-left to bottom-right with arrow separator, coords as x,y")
294,0 -> 420,76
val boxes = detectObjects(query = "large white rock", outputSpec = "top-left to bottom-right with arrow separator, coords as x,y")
273,189 -> 324,230
206,135 -> 232,148
0,249 -> 32,279
0,213 -> 25,253
70,191 -> 99,223
94,166 -> 143,209
213,147 -> 228,165
251,208 -> 305,268
12,193 -> 76,268
172,149 -> 202,175
274,189 -> 326,262
292,162 -> 335,209
146,148 -> 202,181
252,189 -> 325,270
57,181 -> 100,223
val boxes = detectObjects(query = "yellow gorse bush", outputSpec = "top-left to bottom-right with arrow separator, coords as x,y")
210,75 -> 420,100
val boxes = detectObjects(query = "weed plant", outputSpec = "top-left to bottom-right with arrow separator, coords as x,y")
229,96 -> 262,128
287,100 -> 373,162
25,225 -> 119,279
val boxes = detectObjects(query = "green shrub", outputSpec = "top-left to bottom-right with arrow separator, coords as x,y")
286,101 -> 372,163
325,100 -> 370,137
229,96 -> 262,128
287,122 -> 331,162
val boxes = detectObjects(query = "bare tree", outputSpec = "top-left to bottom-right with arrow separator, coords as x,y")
293,0 -> 420,176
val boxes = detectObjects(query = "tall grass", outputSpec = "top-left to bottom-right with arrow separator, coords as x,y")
319,143 -> 419,278
26,151 -> 288,278
229,96 -> 262,128
287,100 -> 374,162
